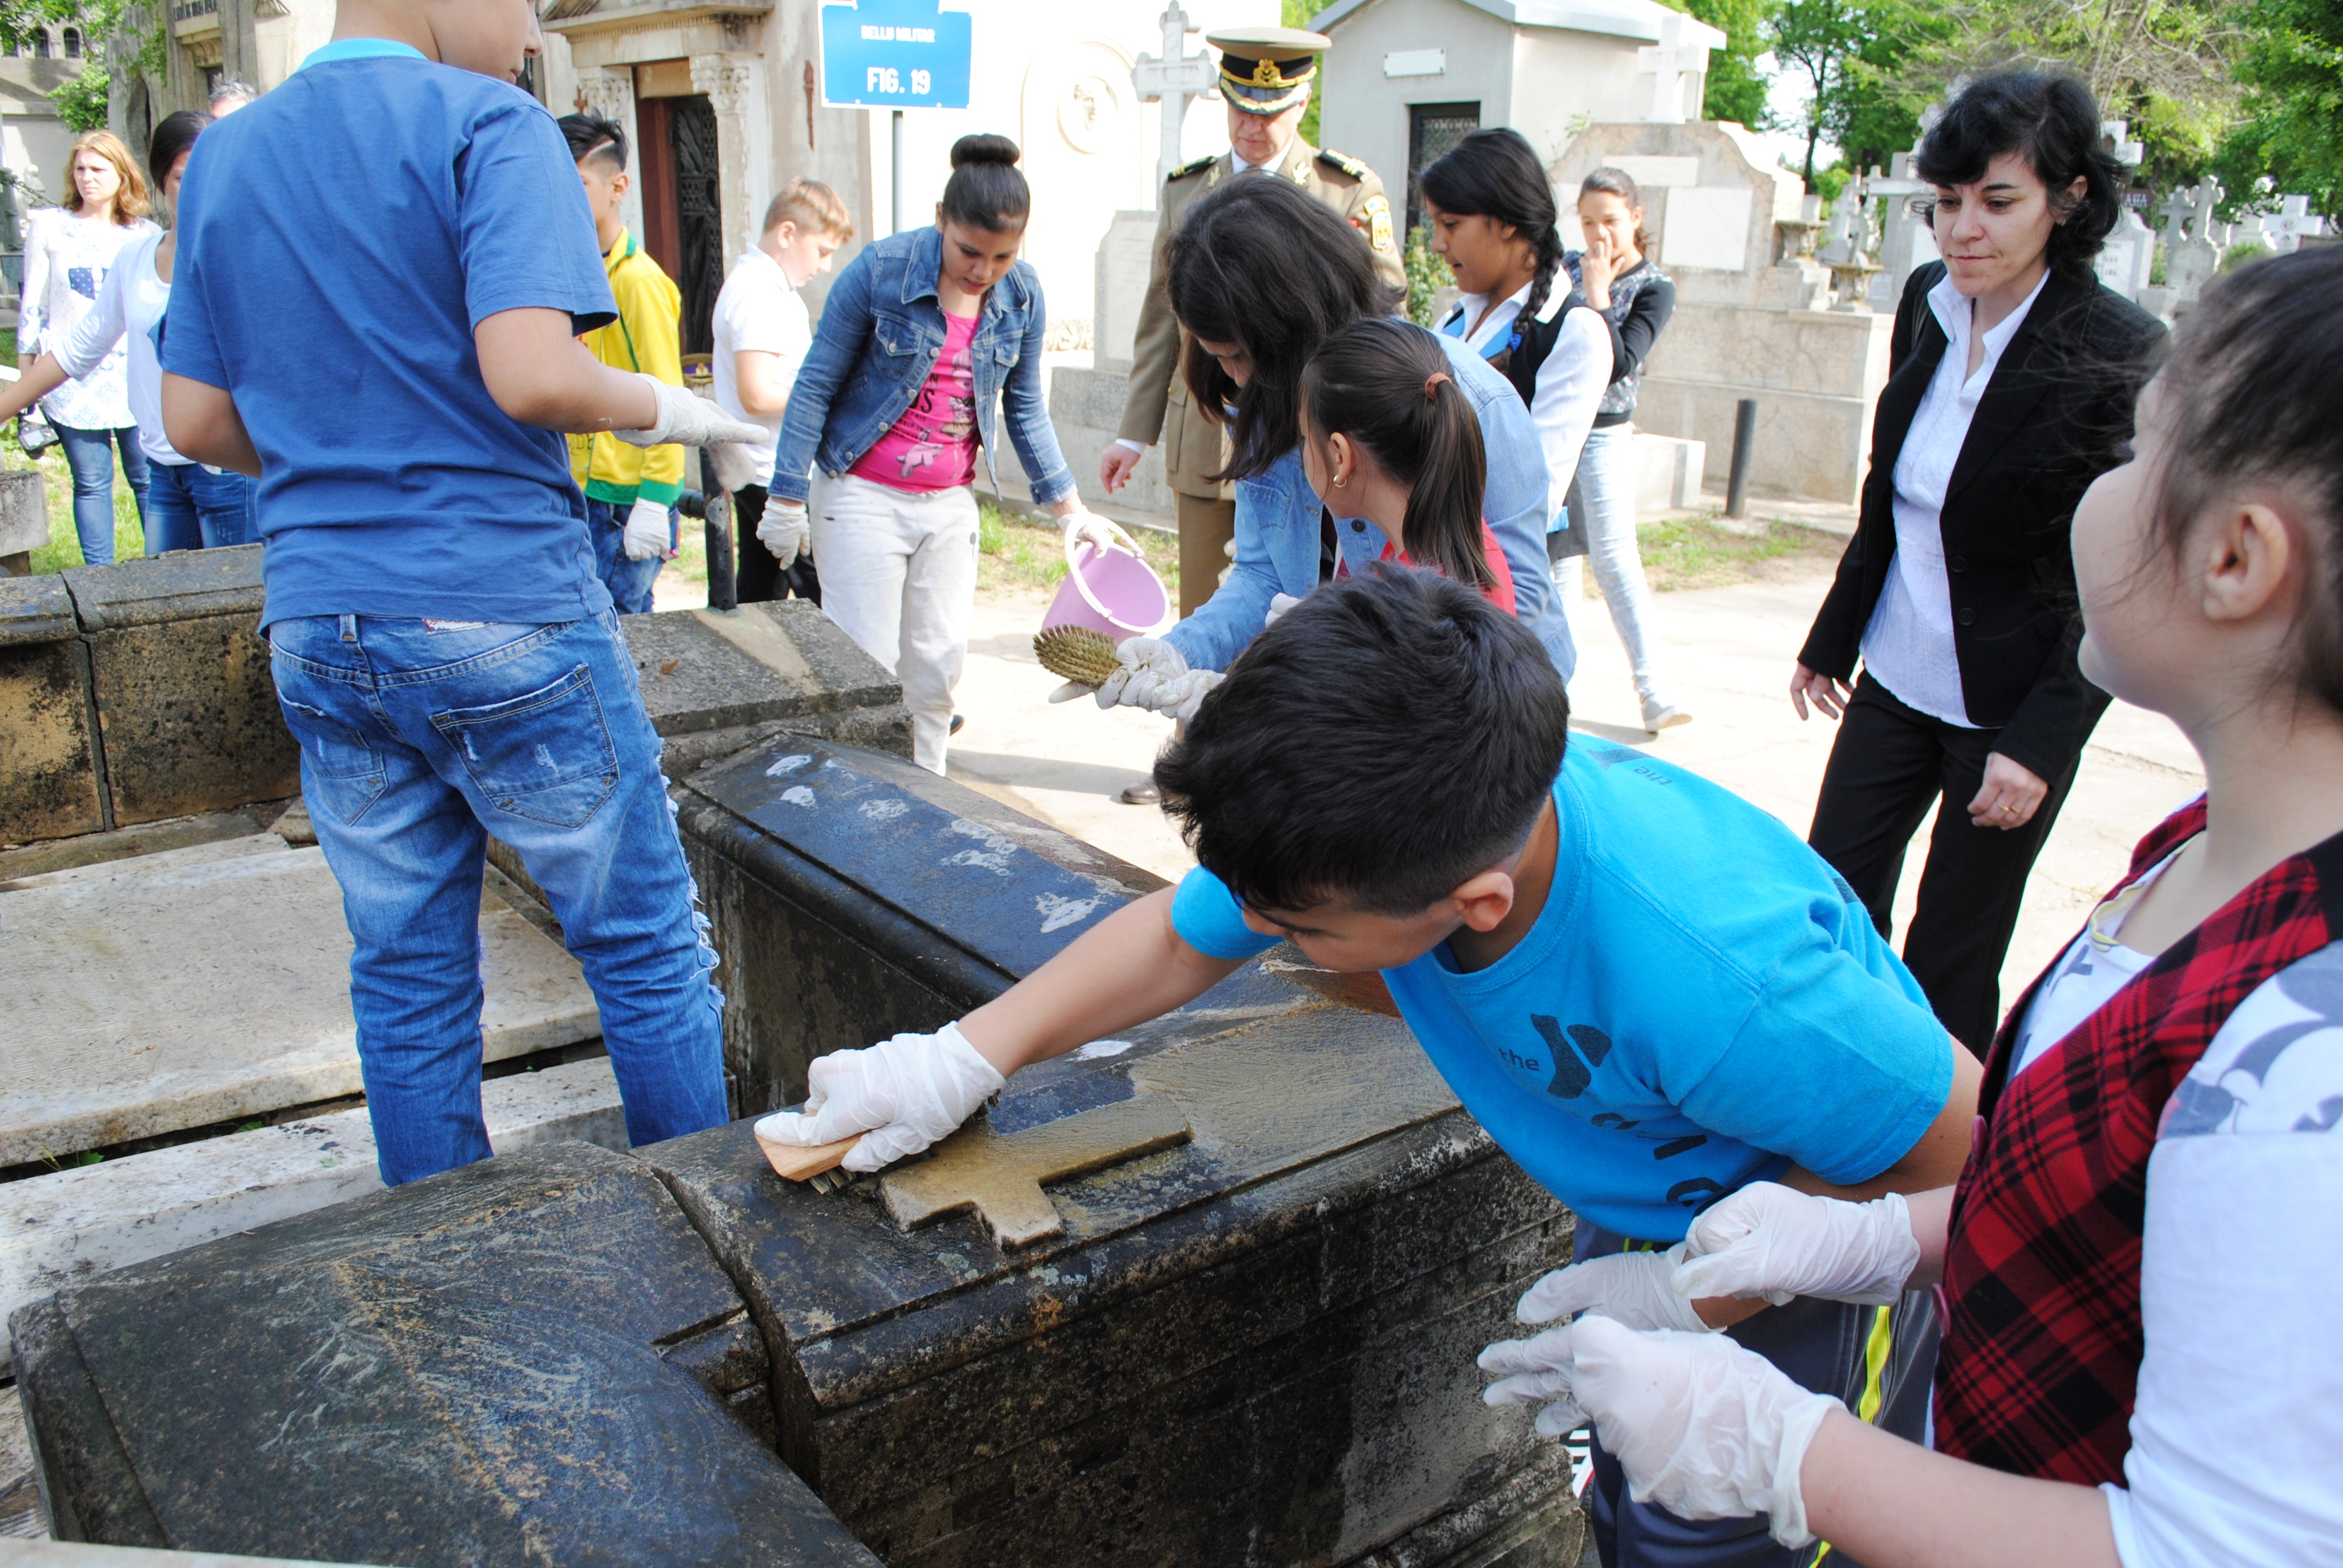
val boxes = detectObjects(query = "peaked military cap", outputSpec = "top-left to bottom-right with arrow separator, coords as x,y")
1206,25 -> 1329,117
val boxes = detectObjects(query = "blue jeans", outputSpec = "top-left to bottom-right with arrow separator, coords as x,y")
266,610 -> 728,1186
53,421 -> 149,566
585,497 -> 670,615
146,459 -> 257,551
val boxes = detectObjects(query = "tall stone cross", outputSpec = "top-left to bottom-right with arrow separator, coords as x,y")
2158,186 -> 2195,250
1636,12 -> 1702,125
2264,194 -> 2326,255
1133,5 -> 1218,192
2190,179 -> 2227,248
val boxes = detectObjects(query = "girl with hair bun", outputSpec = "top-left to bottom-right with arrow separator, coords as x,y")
767,132 -> 1123,774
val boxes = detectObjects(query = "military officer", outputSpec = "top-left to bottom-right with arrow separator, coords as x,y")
1100,25 -> 1403,625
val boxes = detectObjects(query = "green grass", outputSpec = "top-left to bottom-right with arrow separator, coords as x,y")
13,436 -> 150,573
1630,517 -> 1843,592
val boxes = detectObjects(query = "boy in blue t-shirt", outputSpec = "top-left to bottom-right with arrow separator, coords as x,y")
157,1 -> 764,1187
763,569 -> 1981,1567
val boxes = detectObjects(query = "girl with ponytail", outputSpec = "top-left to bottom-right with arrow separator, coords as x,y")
1415,133 -> 1670,704
1298,316 -> 1516,612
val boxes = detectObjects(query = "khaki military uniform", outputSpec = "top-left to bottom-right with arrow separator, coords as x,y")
1116,139 -> 1402,615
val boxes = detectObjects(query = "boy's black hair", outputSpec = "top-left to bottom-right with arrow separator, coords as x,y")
1167,175 -> 1403,483
559,112 -> 628,175
2152,246 -> 2343,716
1156,569 -> 1570,916
940,134 -> 1030,234
1915,70 -> 2122,277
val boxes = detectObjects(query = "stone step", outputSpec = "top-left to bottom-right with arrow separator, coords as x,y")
0,833 -> 291,892
0,846 -> 601,1165
0,1057 -> 626,1327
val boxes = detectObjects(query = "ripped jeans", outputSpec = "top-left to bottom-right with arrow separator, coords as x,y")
266,610 -> 729,1186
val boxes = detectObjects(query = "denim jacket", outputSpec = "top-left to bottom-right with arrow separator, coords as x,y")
1162,331 -> 1575,680
767,226 -> 1075,506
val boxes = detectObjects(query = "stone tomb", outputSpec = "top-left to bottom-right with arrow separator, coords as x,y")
16,736 -> 1583,1567
11,1143 -> 878,1567
0,837 -> 600,1167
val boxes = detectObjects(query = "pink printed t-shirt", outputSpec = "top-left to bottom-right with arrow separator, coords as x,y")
851,307 -> 980,491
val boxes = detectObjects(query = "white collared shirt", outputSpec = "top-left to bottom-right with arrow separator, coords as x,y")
1860,269 -> 2051,726
1446,280 -> 1611,529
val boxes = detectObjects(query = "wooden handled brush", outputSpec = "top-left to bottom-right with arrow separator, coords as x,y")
754,1128 -> 863,1194
1034,624 -> 1121,688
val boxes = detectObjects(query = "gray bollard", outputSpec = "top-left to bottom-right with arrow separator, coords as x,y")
700,448 -> 739,612
1725,397 -> 1758,519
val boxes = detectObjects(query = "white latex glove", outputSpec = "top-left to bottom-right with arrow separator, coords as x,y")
613,374 -> 771,449
752,1021 -> 1006,1174
1062,509 -> 1143,558
1672,1182 -> 1921,1308
622,497 -> 672,562
1264,592 -> 1305,628
1516,1246 -> 1714,1333
1095,636 -> 1188,711
757,500 -> 808,567
1568,1315 -> 1841,1549
1149,668 -> 1222,723
1479,1324 -> 1591,1439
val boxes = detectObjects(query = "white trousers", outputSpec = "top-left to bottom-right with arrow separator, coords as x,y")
1553,422 -> 1673,707
810,474 -> 979,774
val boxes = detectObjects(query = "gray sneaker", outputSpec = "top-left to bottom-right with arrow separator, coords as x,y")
1641,699 -> 1693,733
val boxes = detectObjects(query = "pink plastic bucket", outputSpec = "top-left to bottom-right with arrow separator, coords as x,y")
1040,537 -> 1173,641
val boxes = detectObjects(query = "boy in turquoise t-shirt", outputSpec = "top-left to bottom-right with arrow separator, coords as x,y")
764,569 -> 1979,1567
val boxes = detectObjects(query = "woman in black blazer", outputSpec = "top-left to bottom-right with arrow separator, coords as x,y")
1792,71 -> 2164,1054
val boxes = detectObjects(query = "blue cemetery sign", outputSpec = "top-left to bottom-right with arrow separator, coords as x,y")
819,0 -> 972,110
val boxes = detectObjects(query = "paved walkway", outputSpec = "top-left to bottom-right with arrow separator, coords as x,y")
942,566 -> 2204,1017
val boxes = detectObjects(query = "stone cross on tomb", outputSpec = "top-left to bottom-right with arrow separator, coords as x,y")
882,1093 -> 1193,1248
1636,12 -> 1702,125
2100,118 -> 2145,169
1133,4 -> 1219,189
2261,194 -> 2326,255
2158,186 -> 2196,252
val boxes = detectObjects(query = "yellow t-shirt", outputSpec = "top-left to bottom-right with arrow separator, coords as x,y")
568,229 -> 686,506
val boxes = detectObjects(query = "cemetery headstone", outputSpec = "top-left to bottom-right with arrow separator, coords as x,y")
2094,206 -> 2155,302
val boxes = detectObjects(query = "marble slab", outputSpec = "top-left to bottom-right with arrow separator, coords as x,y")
0,846 -> 601,1165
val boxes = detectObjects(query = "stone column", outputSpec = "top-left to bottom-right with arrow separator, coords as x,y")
690,54 -> 765,270
574,65 -> 644,244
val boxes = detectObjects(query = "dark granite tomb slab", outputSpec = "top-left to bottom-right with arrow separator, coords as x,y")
10,1142 -> 879,1568
675,735 -> 1167,1116
646,961 -> 1581,1566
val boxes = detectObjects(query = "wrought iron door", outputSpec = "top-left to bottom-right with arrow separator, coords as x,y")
1406,102 -> 1482,236
669,95 -> 724,358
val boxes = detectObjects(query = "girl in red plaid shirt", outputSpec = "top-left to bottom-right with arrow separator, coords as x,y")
1477,247 -> 2343,1568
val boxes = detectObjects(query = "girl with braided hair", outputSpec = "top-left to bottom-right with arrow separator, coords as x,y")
1418,132 -> 1682,730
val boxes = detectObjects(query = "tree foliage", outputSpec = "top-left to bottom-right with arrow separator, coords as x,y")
1768,0 -> 1931,181
1660,0 -> 1774,125
2213,0 -> 2343,217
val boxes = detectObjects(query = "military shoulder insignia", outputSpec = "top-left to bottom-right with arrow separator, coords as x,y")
1363,191 -> 1394,255
1316,148 -> 1372,182
1170,154 -> 1216,181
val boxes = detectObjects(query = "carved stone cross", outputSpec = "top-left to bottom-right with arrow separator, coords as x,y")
882,1093 -> 1192,1248
1133,5 -> 1218,192
1635,11 -> 1703,125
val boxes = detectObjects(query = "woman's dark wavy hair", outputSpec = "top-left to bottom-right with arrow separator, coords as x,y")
148,110 -> 209,194
940,133 -> 1029,233
1915,70 -> 2122,276
1302,318 -> 1493,591
2147,247 -> 2343,717
1168,176 -> 1403,482
1417,128 -> 1568,325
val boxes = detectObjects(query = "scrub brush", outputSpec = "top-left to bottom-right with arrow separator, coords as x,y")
1034,624 -> 1121,688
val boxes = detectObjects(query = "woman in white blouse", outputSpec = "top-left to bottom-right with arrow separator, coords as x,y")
0,114 -> 247,555
18,130 -> 159,565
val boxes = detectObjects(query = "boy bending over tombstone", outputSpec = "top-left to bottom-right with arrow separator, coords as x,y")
764,569 -> 1982,1567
